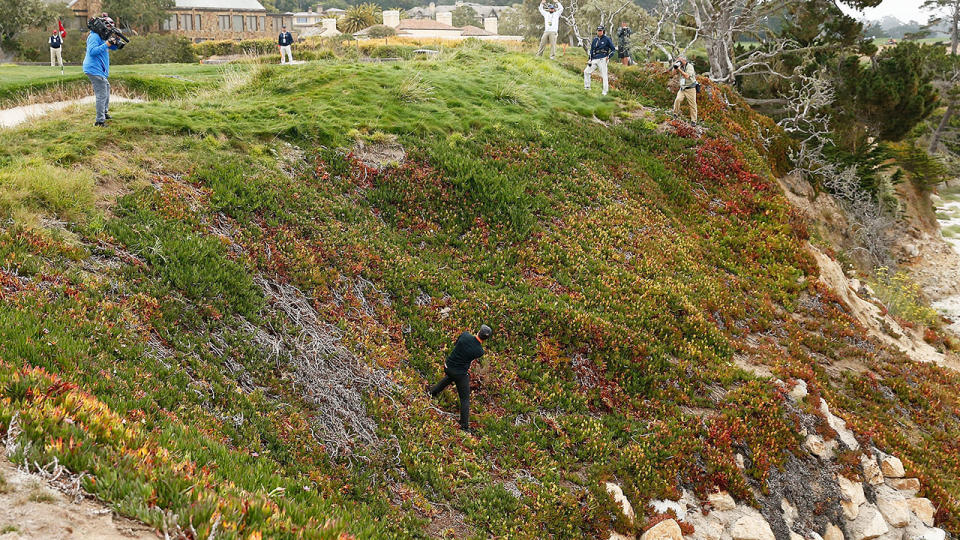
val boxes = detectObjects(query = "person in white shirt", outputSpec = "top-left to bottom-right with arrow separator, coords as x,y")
537,0 -> 563,59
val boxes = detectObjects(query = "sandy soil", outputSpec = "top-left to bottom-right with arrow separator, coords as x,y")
0,453 -> 157,540
0,96 -> 142,129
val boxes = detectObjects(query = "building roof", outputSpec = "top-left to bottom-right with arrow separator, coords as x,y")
396,18 -> 461,31
173,0 -> 266,10
407,3 -> 508,18
459,25 -> 493,36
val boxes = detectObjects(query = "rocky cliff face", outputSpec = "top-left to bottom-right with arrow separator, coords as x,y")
606,382 -> 948,540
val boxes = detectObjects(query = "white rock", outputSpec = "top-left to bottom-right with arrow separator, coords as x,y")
708,490 -> 736,511
781,498 -> 798,526
824,523 -> 845,540
880,455 -> 906,478
838,475 -> 867,506
862,455 -> 885,485
906,498 -> 936,527
789,380 -> 808,401
848,505 -> 890,540
605,482 -> 635,523
735,453 -> 746,470
649,499 -> 687,521
641,519 -> 683,540
730,515 -> 776,540
904,523 -> 945,540
887,478 -> 921,496
805,434 -> 835,459
820,398 -> 860,450
610,532 -> 635,540
790,533 -> 804,540
876,486 -> 911,528
691,518 -> 724,540
874,530 -> 904,540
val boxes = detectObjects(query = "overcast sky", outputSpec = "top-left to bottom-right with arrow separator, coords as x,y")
839,0 -> 931,23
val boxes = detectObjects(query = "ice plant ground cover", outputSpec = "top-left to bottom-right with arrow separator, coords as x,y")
0,42 -> 958,538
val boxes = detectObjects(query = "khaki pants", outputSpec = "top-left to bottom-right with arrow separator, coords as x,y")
584,57 -> 609,95
50,48 -> 63,67
537,31 -> 558,57
279,45 -> 293,64
673,87 -> 698,122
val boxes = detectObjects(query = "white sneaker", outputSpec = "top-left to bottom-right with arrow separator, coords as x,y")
549,55 -> 555,59
602,92 -> 607,96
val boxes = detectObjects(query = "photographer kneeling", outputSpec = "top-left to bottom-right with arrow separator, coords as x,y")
670,57 -> 698,123
584,25 -> 616,96
83,16 -> 121,127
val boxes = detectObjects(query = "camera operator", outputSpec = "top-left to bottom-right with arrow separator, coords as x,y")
82,16 -> 120,127
616,21 -> 631,66
584,25 -> 615,96
537,0 -> 563,59
670,56 -> 698,123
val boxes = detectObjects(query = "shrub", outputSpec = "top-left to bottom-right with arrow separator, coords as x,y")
193,38 -> 275,58
366,25 -> 396,39
112,34 -> 198,65
869,266 -> 941,326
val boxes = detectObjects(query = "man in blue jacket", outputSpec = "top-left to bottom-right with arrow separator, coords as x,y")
82,17 -> 119,127
584,25 -> 616,96
428,324 -> 493,434
278,25 -> 294,64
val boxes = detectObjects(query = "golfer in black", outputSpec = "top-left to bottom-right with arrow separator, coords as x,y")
428,325 -> 492,433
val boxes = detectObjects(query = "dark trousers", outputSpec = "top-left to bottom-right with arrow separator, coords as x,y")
430,368 -> 470,429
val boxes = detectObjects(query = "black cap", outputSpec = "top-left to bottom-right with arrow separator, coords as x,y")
597,25 -> 605,32
477,325 -> 492,340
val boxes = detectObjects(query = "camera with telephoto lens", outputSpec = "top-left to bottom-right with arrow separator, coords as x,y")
673,61 -> 682,69
87,17 -> 130,49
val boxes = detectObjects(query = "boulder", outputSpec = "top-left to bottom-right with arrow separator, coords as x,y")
805,434 -> 834,459
781,498 -> 798,526
880,455 -> 906,479
708,490 -> 736,511
862,455 -> 885,485
886,478 -> 921,495
824,523 -> 845,540
820,399 -> 860,450
847,505 -> 890,540
730,515 -> 776,540
903,523 -> 945,540
876,486 -> 911,528
605,482 -> 635,523
906,498 -> 936,527
691,519 -> 724,540
789,380 -> 808,401
641,519 -> 683,540
838,475 -> 867,520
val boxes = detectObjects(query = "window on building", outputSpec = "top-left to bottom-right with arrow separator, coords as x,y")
259,17 -> 265,31
296,17 -> 307,24
218,15 -> 230,30
195,14 -> 202,29
233,15 -> 244,31
248,16 -> 258,31
162,14 -> 178,31
181,14 -> 193,31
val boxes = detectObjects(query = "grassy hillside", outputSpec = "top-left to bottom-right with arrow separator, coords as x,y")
0,42 -> 959,538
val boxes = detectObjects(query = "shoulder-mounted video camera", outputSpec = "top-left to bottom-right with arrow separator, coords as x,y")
88,17 -> 130,49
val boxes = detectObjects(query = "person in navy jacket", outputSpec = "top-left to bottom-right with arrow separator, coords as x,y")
584,25 -> 616,96
49,30 -> 63,67
278,25 -> 294,64
82,17 -> 119,127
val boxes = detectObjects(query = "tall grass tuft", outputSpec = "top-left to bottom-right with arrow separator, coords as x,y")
394,72 -> 435,103
494,79 -> 531,106
0,158 -> 97,226
869,266 -> 942,326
